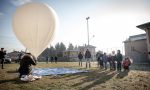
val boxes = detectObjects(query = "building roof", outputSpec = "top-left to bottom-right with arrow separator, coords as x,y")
124,33 -> 146,42
64,50 -> 78,52
78,45 -> 96,48
129,33 -> 146,39
136,22 -> 150,30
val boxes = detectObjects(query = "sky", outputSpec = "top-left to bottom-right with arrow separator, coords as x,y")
0,0 -> 150,54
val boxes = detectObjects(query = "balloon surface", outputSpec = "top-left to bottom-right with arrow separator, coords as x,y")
12,3 -> 57,57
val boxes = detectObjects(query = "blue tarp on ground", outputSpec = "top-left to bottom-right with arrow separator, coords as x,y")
32,68 -> 88,76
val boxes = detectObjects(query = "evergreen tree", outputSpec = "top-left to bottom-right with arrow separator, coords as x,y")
74,45 -> 78,50
40,47 -> 50,57
55,42 -> 66,57
55,42 -> 60,51
60,42 -> 66,51
49,46 -> 55,56
68,43 -> 74,50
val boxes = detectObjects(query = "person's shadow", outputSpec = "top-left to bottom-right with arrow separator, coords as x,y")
116,70 -> 129,79
72,70 -> 117,90
0,70 -> 28,84
0,78 -> 28,84
7,70 -> 18,73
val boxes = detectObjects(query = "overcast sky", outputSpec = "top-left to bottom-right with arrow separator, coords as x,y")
0,0 -> 149,53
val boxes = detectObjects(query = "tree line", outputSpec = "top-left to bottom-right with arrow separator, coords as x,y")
39,42 -> 78,58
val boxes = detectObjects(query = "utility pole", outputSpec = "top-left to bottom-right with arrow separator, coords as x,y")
86,17 -> 90,46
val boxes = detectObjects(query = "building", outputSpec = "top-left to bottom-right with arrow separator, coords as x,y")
137,22 -> 150,61
124,34 -> 148,63
63,45 -> 96,61
7,51 -> 23,62
63,50 -> 79,61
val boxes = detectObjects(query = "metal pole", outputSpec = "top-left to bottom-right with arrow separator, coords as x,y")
86,17 -> 90,46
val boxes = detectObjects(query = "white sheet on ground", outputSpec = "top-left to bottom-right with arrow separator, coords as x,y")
32,68 -> 88,76
20,75 -> 42,82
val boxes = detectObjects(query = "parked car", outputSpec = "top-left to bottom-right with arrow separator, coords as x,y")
4,55 -> 11,63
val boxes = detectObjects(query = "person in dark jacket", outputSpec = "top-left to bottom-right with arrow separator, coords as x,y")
99,52 -> 104,69
102,53 -> 108,70
46,56 -> 49,64
96,52 -> 100,67
108,54 -> 113,70
51,56 -> 54,63
85,49 -> 91,68
0,48 -> 6,69
116,50 -> 123,71
96,51 -> 103,69
17,52 -> 22,63
96,51 -> 100,68
78,52 -> 83,66
18,53 -> 37,78
54,56 -> 58,63
111,51 -> 117,70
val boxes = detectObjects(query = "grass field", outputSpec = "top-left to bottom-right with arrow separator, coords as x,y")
0,62 -> 150,90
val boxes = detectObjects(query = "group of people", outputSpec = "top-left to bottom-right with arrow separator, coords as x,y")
46,56 -> 58,63
96,50 -> 131,71
78,49 -> 131,71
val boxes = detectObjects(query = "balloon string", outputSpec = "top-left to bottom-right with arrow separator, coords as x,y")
35,11 -> 39,57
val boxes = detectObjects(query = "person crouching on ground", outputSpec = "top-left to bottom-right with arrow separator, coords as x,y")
122,57 -> 131,71
18,53 -> 37,78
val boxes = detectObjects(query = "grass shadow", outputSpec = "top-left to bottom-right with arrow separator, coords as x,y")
72,70 -> 117,90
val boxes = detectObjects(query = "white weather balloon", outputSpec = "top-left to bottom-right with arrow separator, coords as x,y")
12,3 -> 57,57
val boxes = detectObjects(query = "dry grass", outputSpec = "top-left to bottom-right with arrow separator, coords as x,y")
0,62 -> 150,90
